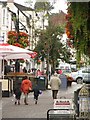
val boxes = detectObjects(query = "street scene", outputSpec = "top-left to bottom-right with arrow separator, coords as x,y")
0,0 -> 90,120
2,82 -> 83,118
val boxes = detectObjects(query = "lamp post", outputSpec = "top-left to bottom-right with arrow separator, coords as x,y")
47,48 -> 50,80
45,42 -> 51,89
45,49 -> 49,89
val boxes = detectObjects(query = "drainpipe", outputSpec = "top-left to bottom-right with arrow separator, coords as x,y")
17,8 -> 19,41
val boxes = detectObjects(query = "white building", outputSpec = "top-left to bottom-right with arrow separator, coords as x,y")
0,0 -> 35,45
0,0 -> 38,76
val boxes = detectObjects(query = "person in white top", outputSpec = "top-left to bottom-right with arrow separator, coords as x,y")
49,72 -> 61,99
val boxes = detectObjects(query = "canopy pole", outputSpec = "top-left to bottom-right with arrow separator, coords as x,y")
2,56 -> 4,79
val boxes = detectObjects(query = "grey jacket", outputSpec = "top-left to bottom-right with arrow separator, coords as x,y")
49,75 -> 61,90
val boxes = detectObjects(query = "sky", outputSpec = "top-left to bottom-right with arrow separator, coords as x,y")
51,0 -> 68,13
0,0 -> 68,13
21,0 -> 68,13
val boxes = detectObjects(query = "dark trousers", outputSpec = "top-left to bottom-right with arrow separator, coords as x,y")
52,90 -> 58,99
34,95 -> 39,100
15,92 -> 21,100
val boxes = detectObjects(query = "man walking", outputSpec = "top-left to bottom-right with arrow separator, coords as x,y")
50,72 -> 61,100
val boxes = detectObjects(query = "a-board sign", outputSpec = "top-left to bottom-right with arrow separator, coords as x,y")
53,99 -> 75,114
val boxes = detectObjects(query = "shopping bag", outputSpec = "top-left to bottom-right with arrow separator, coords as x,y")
39,90 -> 42,94
28,87 -> 32,93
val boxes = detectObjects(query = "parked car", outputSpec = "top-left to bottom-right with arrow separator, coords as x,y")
71,67 -> 90,83
83,74 -> 90,83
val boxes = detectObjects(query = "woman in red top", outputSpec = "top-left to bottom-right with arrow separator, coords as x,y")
21,76 -> 32,105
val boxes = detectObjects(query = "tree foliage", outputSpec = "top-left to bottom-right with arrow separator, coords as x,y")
34,0 -> 54,29
34,0 -> 54,12
66,2 -> 90,60
34,25 -> 71,70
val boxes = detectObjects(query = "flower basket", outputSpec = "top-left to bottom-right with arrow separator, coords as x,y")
7,31 -> 29,48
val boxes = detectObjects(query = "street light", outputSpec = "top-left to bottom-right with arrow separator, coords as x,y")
44,42 -> 51,89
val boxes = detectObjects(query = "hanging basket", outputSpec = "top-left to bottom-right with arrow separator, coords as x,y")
7,31 -> 29,48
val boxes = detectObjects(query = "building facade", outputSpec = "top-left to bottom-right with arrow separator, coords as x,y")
0,0 -> 37,76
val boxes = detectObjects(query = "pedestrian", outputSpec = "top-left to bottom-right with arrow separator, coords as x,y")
21,76 -> 32,105
58,69 -> 63,75
4,60 -> 11,75
28,69 -> 31,73
15,59 -> 20,72
13,80 -> 22,105
49,72 -> 61,100
23,67 -> 27,73
36,69 -> 41,76
32,82 -> 42,104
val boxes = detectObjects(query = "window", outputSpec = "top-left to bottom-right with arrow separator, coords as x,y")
82,68 -> 90,73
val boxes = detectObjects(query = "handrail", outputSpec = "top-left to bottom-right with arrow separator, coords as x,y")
47,108 -> 76,120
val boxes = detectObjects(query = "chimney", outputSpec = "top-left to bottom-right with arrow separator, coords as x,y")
7,0 -> 14,11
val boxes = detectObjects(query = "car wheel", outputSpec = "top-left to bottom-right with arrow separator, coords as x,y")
76,78 -> 83,84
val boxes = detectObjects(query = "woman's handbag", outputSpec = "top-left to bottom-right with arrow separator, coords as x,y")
28,87 -> 32,93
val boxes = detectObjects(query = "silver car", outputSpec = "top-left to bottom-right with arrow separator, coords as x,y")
83,74 -> 90,83
71,67 -> 90,83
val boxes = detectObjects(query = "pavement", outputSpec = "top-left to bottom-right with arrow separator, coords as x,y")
1,83 -> 84,119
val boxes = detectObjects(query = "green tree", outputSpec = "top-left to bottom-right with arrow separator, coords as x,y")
34,25 -> 71,72
34,0 -> 54,12
34,0 -> 54,29
66,2 -> 90,64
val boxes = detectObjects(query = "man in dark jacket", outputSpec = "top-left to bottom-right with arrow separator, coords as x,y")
14,80 -> 22,105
